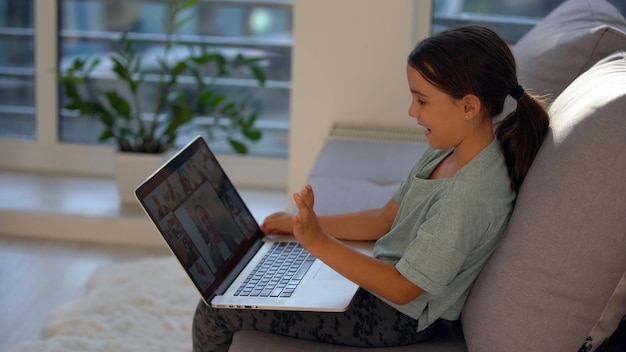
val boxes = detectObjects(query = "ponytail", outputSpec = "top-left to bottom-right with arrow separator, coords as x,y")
496,89 -> 549,191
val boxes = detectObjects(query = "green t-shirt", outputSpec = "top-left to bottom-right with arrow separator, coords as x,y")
373,139 -> 516,331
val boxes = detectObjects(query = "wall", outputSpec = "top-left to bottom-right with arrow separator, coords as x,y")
288,0 -> 432,199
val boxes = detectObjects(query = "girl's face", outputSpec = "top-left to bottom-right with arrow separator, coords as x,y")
406,65 -> 470,150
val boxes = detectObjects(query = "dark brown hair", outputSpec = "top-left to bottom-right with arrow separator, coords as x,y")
408,25 -> 549,191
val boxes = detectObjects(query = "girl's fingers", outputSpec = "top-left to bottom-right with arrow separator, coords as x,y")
298,185 -> 314,208
305,185 -> 315,208
293,192 -> 303,208
265,212 -> 283,219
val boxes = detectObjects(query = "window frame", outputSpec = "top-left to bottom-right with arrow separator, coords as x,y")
0,0 -> 288,189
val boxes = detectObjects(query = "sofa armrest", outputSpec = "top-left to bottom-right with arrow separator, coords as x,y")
307,138 -> 427,214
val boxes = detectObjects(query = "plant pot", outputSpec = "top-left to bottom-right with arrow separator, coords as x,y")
114,151 -> 167,204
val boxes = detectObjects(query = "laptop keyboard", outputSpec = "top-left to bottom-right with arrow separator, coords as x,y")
234,242 -> 316,298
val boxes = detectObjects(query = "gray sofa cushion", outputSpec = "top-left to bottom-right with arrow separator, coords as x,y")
513,0 -> 626,104
461,51 -> 626,352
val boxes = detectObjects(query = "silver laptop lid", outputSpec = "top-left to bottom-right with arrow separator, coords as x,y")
135,136 -> 264,302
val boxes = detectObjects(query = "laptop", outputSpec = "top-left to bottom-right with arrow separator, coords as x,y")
135,136 -> 373,312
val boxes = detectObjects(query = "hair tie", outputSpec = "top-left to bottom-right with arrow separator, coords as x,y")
509,85 -> 525,100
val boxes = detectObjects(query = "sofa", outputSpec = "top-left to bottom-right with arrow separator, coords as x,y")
227,0 -> 626,351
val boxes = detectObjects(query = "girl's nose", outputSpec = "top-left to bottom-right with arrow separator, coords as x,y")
408,102 -> 419,119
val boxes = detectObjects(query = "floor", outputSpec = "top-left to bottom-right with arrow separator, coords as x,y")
0,172 -> 288,352
0,237 -> 170,352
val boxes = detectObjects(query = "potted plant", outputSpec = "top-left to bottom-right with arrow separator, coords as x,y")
59,0 -> 266,203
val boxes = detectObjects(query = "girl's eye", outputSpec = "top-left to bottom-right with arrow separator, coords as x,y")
417,99 -> 426,105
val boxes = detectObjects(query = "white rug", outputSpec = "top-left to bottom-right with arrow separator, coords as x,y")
10,257 -> 199,352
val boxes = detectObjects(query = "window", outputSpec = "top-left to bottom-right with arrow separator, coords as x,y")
0,0 -> 35,140
59,0 -> 292,158
0,0 -> 292,188
433,0 -> 625,44
2,1 -> 623,183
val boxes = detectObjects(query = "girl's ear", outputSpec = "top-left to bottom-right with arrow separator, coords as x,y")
462,94 -> 482,118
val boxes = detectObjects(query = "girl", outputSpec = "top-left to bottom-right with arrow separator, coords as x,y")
192,25 -> 549,351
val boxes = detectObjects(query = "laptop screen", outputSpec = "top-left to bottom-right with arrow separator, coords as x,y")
135,137 -> 263,297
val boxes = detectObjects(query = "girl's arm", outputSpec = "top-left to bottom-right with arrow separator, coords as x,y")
261,194 -> 399,241
292,184 -> 423,305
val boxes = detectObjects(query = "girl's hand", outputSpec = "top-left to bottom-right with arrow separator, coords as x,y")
292,184 -> 325,248
260,211 -> 294,235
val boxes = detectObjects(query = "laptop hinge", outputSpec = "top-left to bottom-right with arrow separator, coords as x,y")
212,239 -> 264,297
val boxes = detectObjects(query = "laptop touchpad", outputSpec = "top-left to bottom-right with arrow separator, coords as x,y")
313,264 -> 344,280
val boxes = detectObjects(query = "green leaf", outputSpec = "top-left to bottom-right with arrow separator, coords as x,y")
166,112 -> 190,135
65,100 -> 83,111
241,113 -> 262,141
173,14 -> 194,32
251,67 -> 266,85
80,101 -> 99,117
98,109 -> 116,127
69,57 -> 86,71
198,90 -> 213,104
228,139 -> 248,154
243,128 -> 262,141
98,129 -> 115,142
221,102 -> 237,116
111,57 -> 131,81
210,95 -> 226,108
86,57 -> 101,73
180,0 -> 198,11
188,65 -> 206,88
196,90 -> 214,114
243,113 -> 258,128
171,60 -> 188,77
62,82 -> 81,100
103,91 -> 132,120
233,53 -> 245,67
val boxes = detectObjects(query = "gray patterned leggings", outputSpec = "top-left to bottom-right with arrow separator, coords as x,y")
192,289 -> 438,352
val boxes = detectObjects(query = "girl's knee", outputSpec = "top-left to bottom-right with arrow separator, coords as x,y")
192,300 -> 243,352
192,300 -> 223,352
